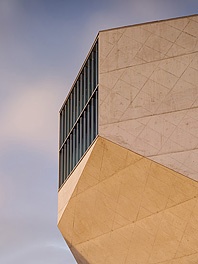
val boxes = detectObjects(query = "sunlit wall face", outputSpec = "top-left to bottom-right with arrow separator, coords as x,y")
59,41 -> 98,188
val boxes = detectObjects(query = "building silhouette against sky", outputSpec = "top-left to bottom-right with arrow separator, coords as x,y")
58,14 -> 198,264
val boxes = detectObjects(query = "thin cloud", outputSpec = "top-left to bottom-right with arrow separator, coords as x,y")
0,78 -> 66,156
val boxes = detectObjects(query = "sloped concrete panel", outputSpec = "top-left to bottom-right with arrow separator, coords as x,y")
58,137 -> 198,264
58,142 -> 96,222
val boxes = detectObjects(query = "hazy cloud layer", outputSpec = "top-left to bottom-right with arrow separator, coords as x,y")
0,0 -> 197,263
0,79 -> 64,157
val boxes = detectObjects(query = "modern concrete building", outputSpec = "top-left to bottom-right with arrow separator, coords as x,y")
58,14 -> 198,264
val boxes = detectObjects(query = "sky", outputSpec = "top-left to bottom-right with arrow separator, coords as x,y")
0,0 -> 197,263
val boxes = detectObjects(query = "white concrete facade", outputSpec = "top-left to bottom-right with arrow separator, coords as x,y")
99,14 -> 198,181
58,15 -> 198,264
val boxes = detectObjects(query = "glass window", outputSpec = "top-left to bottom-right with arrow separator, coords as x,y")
59,40 -> 98,188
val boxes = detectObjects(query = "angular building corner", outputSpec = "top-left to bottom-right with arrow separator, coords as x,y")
58,15 -> 198,264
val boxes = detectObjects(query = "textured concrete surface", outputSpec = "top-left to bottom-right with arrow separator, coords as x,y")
99,15 -> 198,181
58,15 -> 198,264
58,137 -> 198,264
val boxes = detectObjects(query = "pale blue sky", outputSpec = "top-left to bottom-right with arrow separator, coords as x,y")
0,1 -> 197,263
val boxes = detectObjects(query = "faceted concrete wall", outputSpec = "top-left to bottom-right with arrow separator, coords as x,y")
99,15 -> 198,181
58,137 -> 198,264
58,15 -> 198,264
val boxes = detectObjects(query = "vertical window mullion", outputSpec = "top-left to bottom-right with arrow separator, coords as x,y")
95,42 -> 98,86
65,101 -> 69,137
93,49 -> 96,89
79,76 -> 82,113
84,67 -> 87,105
75,127 -> 77,166
73,87 -> 76,124
79,117 -> 82,158
95,90 -> 98,136
83,110 -> 86,153
60,113 -> 62,146
70,94 -> 73,129
62,110 -> 65,144
68,98 -> 70,133
58,151 -> 61,187
70,135 -> 72,174
63,145 -> 66,182
59,150 -> 62,187
91,51 -> 94,93
62,112 -> 64,145
75,85 -> 78,124
91,97 -> 94,141
64,106 -> 67,142
67,140 -> 69,176
66,141 -> 69,178
78,121 -> 80,161
73,129 -> 75,168
76,81 -> 80,116
62,148 -> 64,186
87,104 -> 90,147
72,92 -> 74,127
76,122 -> 78,163
87,59 -> 90,99
85,108 -> 88,150
81,74 -> 84,111
85,64 -> 88,103
93,95 -> 96,138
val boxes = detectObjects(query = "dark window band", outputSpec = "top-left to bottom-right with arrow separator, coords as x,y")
59,41 -> 98,188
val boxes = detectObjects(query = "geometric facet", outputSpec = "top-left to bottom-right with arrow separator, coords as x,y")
58,137 -> 198,264
99,15 -> 198,181
58,15 -> 198,264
